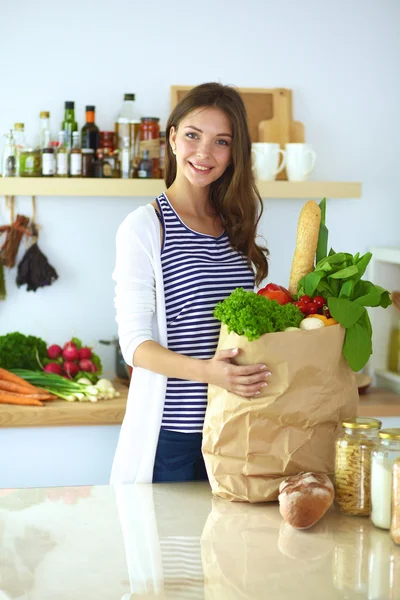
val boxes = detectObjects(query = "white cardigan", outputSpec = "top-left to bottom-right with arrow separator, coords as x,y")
110,204 -> 168,484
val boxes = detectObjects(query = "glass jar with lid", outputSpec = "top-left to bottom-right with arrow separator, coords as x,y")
371,429 -> 400,529
335,416 -> 381,516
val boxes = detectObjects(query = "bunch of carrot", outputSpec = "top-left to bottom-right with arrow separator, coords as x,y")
0,368 -> 56,406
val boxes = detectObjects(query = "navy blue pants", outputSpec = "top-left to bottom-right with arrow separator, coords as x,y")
152,428 -> 209,483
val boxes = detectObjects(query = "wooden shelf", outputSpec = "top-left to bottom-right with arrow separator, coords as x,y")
0,177 -> 361,199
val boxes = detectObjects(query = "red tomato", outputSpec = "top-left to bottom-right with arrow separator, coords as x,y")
293,300 -> 308,314
305,303 -> 318,315
299,295 -> 312,304
312,295 -> 326,309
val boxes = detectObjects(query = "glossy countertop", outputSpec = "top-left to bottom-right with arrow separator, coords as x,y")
0,482 -> 399,599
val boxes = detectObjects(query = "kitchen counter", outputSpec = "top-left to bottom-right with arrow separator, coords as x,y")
0,481 -> 399,599
0,381 -> 399,428
0,380 -> 129,427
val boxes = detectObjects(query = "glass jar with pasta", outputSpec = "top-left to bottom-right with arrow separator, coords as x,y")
335,417 -> 381,516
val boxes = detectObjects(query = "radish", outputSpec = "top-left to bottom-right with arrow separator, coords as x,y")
79,347 -> 92,360
47,344 -> 63,359
63,340 -> 77,350
63,361 -> 79,377
63,344 -> 79,361
79,359 -> 98,373
44,363 -> 63,376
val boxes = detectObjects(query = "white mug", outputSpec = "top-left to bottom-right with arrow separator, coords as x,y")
251,143 -> 286,181
285,143 -> 317,181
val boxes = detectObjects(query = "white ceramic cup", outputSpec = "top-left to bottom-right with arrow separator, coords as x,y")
285,143 -> 317,181
251,143 -> 286,181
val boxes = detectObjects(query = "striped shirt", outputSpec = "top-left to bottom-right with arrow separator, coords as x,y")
156,193 -> 254,433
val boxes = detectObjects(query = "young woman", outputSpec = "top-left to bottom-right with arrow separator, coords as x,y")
111,82 -> 270,485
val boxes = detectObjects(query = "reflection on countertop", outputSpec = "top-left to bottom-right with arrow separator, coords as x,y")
0,482 -> 399,599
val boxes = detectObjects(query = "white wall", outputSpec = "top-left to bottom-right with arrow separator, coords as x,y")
1,0 -> 399,376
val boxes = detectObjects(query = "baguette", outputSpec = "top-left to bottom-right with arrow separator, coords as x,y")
288,200 -> 321,296
278,472 -> 334,529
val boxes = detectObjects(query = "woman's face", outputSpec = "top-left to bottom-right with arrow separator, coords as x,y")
170,107 -> 233,188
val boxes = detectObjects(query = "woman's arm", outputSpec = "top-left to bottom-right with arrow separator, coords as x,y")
134,341 -> 270,398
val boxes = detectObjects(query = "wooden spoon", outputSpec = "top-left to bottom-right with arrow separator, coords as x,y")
392,290 -> 400,312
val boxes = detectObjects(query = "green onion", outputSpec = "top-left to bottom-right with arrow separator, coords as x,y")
10,369 -> 99,402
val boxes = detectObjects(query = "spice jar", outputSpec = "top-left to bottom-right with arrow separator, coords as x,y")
19,148 -> 41,177
371,429 -> 400,529
99,131 -> 115,152
82,148 -> 94,177
139,117 -> 160,178
335,416 -> 381,516
391,458 -> 400,544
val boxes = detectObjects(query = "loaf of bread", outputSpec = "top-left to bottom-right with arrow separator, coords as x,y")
288,200 -> 321,296
278,472 -> 334,529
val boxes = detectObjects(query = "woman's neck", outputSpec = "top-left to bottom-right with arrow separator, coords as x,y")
166,175 -> 213,218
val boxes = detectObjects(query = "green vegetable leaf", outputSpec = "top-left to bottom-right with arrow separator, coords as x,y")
343,321 -> 372,372
71,337 -> 83,349
339,279 -> 355,299
298,270 -> 325,297
327,297 -> 366,327
354,252 -> 372,279
316,197 -> 328,264
328,265 -> 359,280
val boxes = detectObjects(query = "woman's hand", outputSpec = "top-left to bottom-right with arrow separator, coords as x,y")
205,348 -> 271,398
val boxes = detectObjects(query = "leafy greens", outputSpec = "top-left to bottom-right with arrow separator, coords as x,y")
214,287 -> 303,341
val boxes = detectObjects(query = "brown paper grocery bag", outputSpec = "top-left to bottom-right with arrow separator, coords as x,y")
202,324 -> 358,503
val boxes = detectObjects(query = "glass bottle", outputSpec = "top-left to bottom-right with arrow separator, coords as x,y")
41,148 -> 55,177
56,131 -> 68,177
61,101 -> 78,151
1,130 -> 16,177
335,416 -> 381,516
115,93 -> 140,154
371,429 -> 400,529
81,148 -> 94,177
391,458 -> 400,544
137,149 -> 153,178
39,111 -> 51,149
81,105 -> 100,152
14,122 -> 26,176
70,131 -> 82,177
93,148 -> 104,177
139,117 -> 160,178
121,136 -> 131,179
159,130 -> 166,179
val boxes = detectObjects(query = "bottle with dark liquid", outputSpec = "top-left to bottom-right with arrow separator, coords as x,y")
81,105 -> 100,152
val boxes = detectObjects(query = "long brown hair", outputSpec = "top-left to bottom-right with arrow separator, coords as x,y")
165,82 -> 269,286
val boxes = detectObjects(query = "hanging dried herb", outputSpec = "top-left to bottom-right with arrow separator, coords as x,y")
0,214 -> 30,268
16,225 -> 58,292
0,262 -> 6,300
